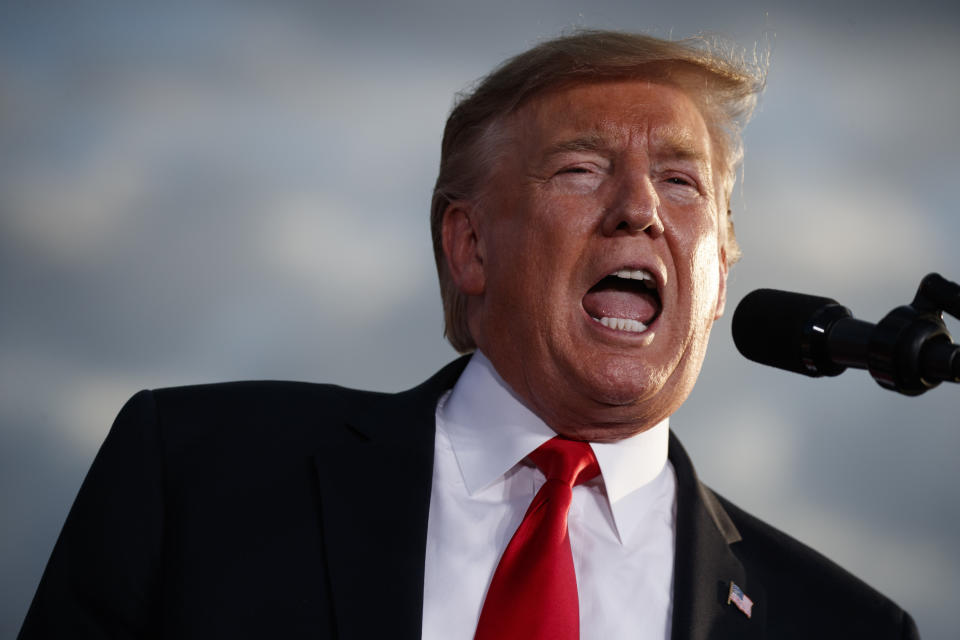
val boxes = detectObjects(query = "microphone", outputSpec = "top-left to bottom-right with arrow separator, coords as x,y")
731,276 -> 960,396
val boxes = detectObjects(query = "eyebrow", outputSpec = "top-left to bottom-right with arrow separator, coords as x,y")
654,131 -> 711,165
542,131 -> 710,166
542,133 -> 608,156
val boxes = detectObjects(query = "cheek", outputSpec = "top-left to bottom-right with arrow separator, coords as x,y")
539,188 -> 604,228
517,198 -> 595,265
691,253 -> 720,317
681,221 -> 723,317
483,225 -> 555,309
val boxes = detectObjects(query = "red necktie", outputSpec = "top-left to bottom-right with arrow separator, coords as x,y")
474,437 -> 600,640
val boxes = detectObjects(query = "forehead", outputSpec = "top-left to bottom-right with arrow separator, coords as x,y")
510,79 -> 711,157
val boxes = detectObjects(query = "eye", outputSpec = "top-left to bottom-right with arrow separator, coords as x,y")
657,171 -> 703,201
549,164 -> 605,194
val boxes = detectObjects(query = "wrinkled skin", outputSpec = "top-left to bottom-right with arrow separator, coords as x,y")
442,80 -> 728,442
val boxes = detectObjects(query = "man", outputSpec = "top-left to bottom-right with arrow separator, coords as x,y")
20,30 -> 918,639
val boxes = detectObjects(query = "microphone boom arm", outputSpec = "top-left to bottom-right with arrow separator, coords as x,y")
866,273 -> 960,395
732,273 -> 960,396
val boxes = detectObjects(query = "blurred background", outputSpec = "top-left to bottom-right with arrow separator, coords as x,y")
2,0 -> 958,637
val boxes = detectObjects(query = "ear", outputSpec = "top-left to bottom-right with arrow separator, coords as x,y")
441,200 -> 486,296
714,244 -> 729,319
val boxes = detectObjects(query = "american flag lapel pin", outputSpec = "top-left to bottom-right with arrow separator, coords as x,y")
727,581 -> 754,619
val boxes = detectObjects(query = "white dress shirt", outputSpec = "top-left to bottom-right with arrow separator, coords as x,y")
421,352 -> 677,640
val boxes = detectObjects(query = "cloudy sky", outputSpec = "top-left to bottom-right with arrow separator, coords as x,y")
2,0 -> 958,636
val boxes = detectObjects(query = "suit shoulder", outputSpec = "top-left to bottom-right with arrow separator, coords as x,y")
715,490 -> 860,585
713,491 -> 918,638
150,379 -> 388,415
123,380 -> 394,451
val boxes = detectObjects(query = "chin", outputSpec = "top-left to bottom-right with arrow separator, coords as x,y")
573,355 -> 702,426
530,358 -> 688,441
579,357 -> 671,406
552,397 -> 672,441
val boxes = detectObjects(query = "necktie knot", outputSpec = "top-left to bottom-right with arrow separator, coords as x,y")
527,437 -> 599,488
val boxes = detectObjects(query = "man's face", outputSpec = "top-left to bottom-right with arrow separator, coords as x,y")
445,79 -> 728,441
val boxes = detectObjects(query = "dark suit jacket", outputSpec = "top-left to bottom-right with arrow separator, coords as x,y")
20,357 -> 919,639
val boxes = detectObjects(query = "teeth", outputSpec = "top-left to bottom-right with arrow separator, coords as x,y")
597,316 -> 648,333
612,269 -> 656,288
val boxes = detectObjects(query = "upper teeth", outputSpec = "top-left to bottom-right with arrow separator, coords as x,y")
612,269 -> 656,288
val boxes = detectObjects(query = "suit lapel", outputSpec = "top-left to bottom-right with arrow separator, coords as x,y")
670,432 -> 766,640
313,357 -> 470,640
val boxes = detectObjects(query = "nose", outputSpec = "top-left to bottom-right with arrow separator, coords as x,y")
601,173 -> 665,238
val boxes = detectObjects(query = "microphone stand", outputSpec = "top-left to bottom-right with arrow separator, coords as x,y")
828,273 -> 960,395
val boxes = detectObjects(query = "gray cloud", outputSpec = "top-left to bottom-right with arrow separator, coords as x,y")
2,2 -> 958,637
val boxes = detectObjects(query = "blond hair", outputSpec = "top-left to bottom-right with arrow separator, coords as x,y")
431,29 -> 766,352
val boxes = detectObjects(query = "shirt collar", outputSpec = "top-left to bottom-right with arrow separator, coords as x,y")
439,351 -> 670,539
440,351 -> 555,496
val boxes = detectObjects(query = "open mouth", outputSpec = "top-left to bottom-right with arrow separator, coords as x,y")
582,268 -> 662,333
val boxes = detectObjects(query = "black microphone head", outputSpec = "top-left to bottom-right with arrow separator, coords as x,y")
732,288 -> 851,376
